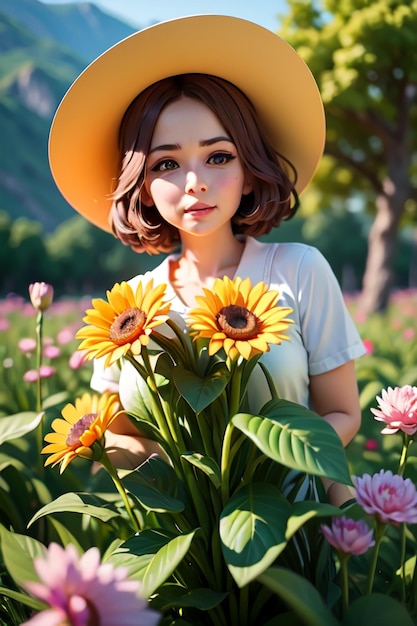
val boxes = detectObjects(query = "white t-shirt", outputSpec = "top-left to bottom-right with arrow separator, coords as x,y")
91,237 -> 365,413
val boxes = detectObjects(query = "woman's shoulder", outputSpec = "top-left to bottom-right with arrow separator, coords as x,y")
245,236 -> 326,268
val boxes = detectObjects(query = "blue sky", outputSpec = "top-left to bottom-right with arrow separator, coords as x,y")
39,0 -> 287,32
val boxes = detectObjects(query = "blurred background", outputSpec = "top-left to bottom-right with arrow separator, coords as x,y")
1,0 -> 416,314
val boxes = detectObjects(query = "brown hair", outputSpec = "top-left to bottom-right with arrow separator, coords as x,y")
110,73 -> 299,254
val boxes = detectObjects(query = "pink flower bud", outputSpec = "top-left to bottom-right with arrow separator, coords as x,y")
18,337 -> 37,353
28,282 -> 54,311
43,345 -> 61,359
321,516 -> 375,556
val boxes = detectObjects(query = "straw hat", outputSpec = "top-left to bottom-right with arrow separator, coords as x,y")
49,15 -> 325,232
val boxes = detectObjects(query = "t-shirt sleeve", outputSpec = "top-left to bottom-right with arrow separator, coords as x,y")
297,246 -> 366,376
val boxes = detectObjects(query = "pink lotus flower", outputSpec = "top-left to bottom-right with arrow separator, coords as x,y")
29,282 -> 54,312
353,470 -> 417,525
21,543 -> 160,626
321,516 -> 375,555
371,385 -> 417,435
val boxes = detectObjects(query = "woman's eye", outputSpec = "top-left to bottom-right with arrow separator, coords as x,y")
208,153 -> 235,166
151,159 -> 178,172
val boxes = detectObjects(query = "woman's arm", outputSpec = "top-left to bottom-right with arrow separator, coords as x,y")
309,360 -> 362,505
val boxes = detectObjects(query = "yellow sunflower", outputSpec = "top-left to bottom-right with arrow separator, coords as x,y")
76,279 -> 171,367
42,392 -> 120,473
188,276 -> 294,360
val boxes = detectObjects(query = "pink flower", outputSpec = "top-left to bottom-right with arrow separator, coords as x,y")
365,438 -> 378,451
371,385 -> 417,435
69,349 -> 88,370
29,282 -> 54,312
321,516 -> 375,555
43,345 -> 61,359
23,366 -> 56,382
21,543 -> 160,626
23,369 -> 39,383
362,338 -> 374,354
18,337 -> 37,353
403,328 -> 415,341
0,318 -> 10,331
353,470 -> 417,525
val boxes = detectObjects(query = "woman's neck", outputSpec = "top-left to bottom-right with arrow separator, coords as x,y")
169,230 -> 245,306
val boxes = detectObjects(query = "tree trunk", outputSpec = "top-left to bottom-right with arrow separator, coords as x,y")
360,190 -> 400,313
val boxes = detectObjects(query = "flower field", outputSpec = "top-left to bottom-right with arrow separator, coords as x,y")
0,285 -> 417,625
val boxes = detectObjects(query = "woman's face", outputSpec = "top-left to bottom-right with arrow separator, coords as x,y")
143,96 -> 252,239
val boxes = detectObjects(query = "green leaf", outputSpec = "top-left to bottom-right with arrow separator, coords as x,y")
142,531 -> 197,597
42,391 -> 70,409
158,583 -> 228,610
0,526 -> 46,586
181,452 -> 221,489
220,483 -> 291,587
342,593 -> 415,626
27,492 -> 120,527
124,456 -> 185,512
233,399 -> 351,484
286,500 -> 342,539
122,528 -> 178,556
258,566 -> 339,626
173,363 -> 229,412
0,411 -> 43,445
107,551 -> 154,579
0,586 -> 46,611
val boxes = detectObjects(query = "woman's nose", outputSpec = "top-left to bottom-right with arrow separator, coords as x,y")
184,170 -> 207,194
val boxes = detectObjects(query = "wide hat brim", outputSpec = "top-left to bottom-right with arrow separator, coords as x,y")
49,14 -> 325,232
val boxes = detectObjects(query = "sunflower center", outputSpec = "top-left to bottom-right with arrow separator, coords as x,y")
66,413 -> 99,446
109,307 -> 146,345
217,305 -> 259,338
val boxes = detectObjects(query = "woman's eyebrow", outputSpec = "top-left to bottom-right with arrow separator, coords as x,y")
149,136 -> 234,154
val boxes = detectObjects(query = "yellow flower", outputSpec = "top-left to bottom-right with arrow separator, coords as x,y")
42,392 -> 120,473
188,276 -> 294,360
76,279 -> 171,367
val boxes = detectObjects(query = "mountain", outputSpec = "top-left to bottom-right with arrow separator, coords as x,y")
0,0 -> 139,231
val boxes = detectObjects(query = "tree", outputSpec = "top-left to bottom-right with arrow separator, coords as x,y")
279,0 -> 417,312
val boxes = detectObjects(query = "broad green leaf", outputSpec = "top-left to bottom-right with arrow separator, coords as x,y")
220,483 -> 291,587
258,566 -> 339,626
122,528 -> 178,556
287,500 -> 343,539
42,391 -> 70,409
0,411 -> 43,445
158,583 -> 228,610
28,492 -> 120,526
0,526 -> 46,586
142,531 -> 197,597
124,456 -> 185,512
233,399 -> 351,484
342,593 -> 415,626
106,551 -> 153,579
181,452 -> 221,489
173,363 -> 229,412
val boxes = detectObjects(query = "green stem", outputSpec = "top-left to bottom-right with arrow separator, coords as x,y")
367,521 -> 386,594
100,452 -> 141,533
398,433 -> 412,476
400,522 -> 407,603
339,553 -> 350,616
35,310 -> 44,473
221,422 -> 234,504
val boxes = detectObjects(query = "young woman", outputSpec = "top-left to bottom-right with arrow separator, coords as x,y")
49,15 -> 365,503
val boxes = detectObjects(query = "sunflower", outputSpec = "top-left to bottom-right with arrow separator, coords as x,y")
188,276 -> 294,360
76,279 -> 171,367
42,392 -> 120,473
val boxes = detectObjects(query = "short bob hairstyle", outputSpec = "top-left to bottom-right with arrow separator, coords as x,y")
110,73 -> 299,255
